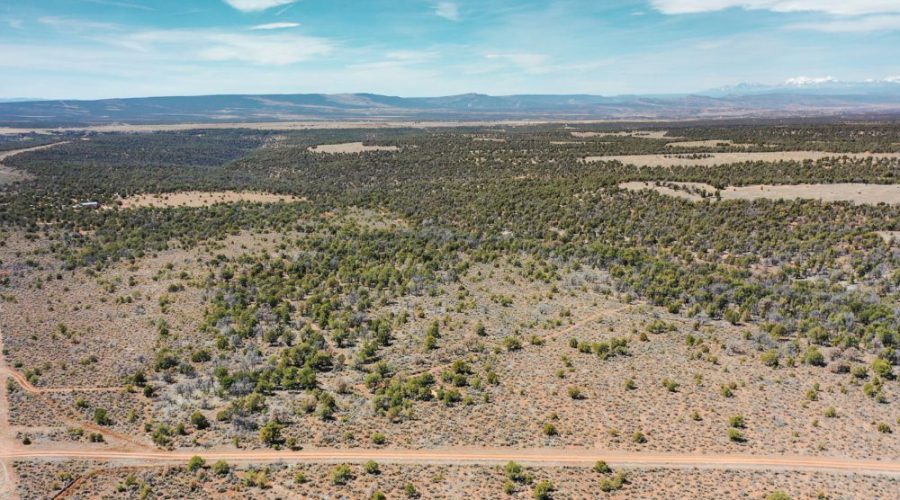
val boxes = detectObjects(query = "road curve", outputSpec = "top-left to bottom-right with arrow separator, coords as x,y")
3,448 -> 899,476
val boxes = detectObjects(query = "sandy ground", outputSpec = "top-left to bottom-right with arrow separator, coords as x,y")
117,191 -> 305,208
665,140 -> 752,148
588,151 -> 900,167
876,231 -> 900,243
13,460 -> 899,500
572,131 -> 674,139
307,142 -> 399,154
619,181 -> 900,205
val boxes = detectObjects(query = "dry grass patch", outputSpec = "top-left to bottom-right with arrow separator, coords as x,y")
588,151 -> 900,167
620,181 -> 900,205
875,231 -> 900,244
665,140 -> 753,148
572,130 -> 674,140
117,191 -> 304,209
307,142 -> 399,154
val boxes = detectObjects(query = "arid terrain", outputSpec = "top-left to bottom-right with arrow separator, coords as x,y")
0,122 -> 898,498
588,151 -> 900,167
620,181 -> 900,205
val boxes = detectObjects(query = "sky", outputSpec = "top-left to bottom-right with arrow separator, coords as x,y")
1,0 -> 899,99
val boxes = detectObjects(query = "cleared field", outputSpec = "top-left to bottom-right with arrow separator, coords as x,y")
620,181 -> 900,205
572,130 -> 673,139
308,142 -> 399,154
117,191 -> 304,208
588,151 -> 900,167
665,140 -> 752,148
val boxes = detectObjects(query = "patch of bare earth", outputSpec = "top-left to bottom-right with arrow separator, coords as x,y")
307,142 -> 399,154
665,140 -> 753,148
571,130 -> 675,140
620,181 -> 900,205
875,231 -> 900,244
117,191 -> 304,209
588,151 -> 900,167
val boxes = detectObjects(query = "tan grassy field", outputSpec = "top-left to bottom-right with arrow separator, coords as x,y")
308,142 -> 399,154
117,191 -> 304,208
571,130 -> 673,139
588,151 -> 900,167
619,181 -> 900,205
665,140 -> 752,148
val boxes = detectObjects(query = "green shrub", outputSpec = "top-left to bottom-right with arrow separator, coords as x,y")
331,464 -> 353,485
186,456 -> 205,472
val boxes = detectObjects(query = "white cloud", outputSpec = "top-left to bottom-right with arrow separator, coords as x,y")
223,0 -> 297,13
250,22 -> 301,30
435,2 -> 460,21
789,15 -> 900,32
105,29 -> 333,66
784,75 -> 836,86
885,75 -> 900,83
651,1 -> 900,16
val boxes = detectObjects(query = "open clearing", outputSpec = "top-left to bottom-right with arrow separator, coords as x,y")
308,142 -> 399,154
589,151 -> 900,167
876,231 -> 900,243
572,130 -> 673,139
117,191 -> 305,208
665,140 -> 753,148
620,181 -> 900,205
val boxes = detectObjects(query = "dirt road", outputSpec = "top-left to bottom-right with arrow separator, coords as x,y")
2,447 -> 898,476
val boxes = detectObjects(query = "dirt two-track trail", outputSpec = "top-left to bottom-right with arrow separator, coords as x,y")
0,229 -> 898,499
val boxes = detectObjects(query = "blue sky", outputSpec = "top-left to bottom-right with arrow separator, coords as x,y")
1,0 -> 899,99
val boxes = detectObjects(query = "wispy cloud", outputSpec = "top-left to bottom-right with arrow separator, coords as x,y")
789,15 -> 900,32
38,16 -> 121,32
651,1 -> 900,16
198,33 -> 331,65
83,0 -> 154,11
250,22 -> 301,30
485,53 -> 551,74
222,0 -> 297,13
435,2 -> 460,21
101,29 -> 333,65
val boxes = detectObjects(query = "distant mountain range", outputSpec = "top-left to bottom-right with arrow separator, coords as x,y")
2,80 -> 899,126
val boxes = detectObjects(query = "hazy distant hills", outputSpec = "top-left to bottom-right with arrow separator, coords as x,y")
2,81 -> 900,126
